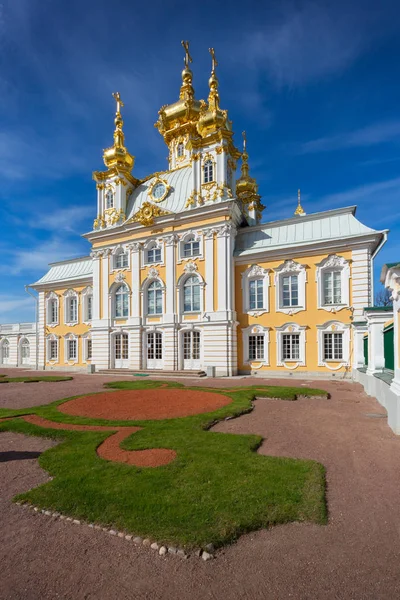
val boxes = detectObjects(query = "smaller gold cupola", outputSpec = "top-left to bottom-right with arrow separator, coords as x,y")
102,92 -> 135,173
197,48 -> 232,138
236,131 -> 265,225
294,189 -> 306,216
155,41 -> 202,150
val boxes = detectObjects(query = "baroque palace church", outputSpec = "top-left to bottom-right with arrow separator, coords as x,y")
1,43 -> 388,377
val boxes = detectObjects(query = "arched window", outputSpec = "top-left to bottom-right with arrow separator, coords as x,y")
183,235 -> 200,258
64,290 -> 78,325
105,189 -> 114,209
183,276 -> 201,313
203,160 -> 214,183
177,142 -> 184,157
114,248 -> 129,269
1,339 -> 10,363
115,284 -> 129,318
21,339 -> 30,364
47,334 -> 58,361
46,291 -> 59,326
147,281 -> 163,315
147,243 -> 161,264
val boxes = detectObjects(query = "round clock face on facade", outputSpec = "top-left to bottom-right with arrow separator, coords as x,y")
152,182 -> 166,201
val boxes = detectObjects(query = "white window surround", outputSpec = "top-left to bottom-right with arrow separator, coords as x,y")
141,269 -> 165,316
46,291 -> 59,327
242,325 -> 270,366
64,334 -> 78,364
110,281 -> 131,319
274,260 -> 307,315
82,334 -> 92,362
177,263 -> 205,315
142,238 -> 164,267
46,334 -> 59,363
241,265 -> 270,316
178,231 -> 204,263
316,254 -> 350,312
111,245 -> 130,271
63,289 -> 79,327
317,321 -> 350,369
81,286 -> 93,324
276,323 -> 307,368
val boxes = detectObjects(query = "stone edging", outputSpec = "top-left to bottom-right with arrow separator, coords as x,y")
15,502 -> 215,561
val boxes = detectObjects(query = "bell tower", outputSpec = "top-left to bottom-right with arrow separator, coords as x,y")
92,93 -> 139,230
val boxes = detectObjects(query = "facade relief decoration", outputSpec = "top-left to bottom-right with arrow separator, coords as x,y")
128,202 -> 171,227
93,208 -> 126,230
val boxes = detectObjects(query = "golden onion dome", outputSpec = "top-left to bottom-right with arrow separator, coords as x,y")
236,132 -> 259,198
197,48 -> 231,138
103,92 -> 134,173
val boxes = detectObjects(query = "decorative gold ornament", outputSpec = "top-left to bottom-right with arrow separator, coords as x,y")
93,208 -> 126,230
129,202 -> 171,227
96,183 -> 104,190
215,145 -> 224,154
294,189 -> 306,216
148,176 -> 171,203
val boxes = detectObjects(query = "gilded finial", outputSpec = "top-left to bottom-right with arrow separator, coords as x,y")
181,40 -> 193,68
241,131 -> 249,177
99,92 -> 134,173
112,91 -> 124,114
209,47 -> 218,72
294,188 -> 306,216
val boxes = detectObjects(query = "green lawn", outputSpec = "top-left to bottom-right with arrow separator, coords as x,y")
0,381 -> 328,548
0,376 -> 73,384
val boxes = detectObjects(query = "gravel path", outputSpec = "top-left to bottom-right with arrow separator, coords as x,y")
1,373 -> 400,599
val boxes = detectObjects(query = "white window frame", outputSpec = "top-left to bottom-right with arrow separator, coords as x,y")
203,159 -> 214,184
242,325 -> 270,366
241,265 -> 270,316
178,231 -> 203,262
63,289 -> 79,326
316,255 -> 350,312
81,286 -> 93,324
140,269 -> 165,318
112,245 -> 130,271
317,321 -> 350,369
105,188 -> 114,209
177,142 -> 184,158
112,282 -> 130,319
178,269 -> 205,315
276,323 -> 307,367
274,260 -> 307,315
46,291 -> 59,327
46,334 -> 59,363
142,239 -> 164,267
82,334 -> 92,362
1,339 -> 10,363
64,334 -> 78,364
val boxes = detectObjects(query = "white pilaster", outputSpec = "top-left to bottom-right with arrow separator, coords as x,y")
352,322 -> 368,369
204,229 -> 215,313
365,309 -> 392,375
102,250 -> 110,320
164,234 -> 176,322
129,242 -> 141,321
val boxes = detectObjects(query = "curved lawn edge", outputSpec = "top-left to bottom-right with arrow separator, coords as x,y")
0,376 -> 73,384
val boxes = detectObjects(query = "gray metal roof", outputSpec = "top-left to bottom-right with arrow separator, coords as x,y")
32,257 -> 93,286
125,166 -> 192,220
235,206 -> 382,257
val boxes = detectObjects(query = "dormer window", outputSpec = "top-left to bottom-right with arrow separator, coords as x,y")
203,160 -> 214,183
177,142 -> 184,157
105,189 -> 114,209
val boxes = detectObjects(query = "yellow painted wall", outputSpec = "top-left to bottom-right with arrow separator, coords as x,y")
43,285 -> 91,367
235,251 -> 353,373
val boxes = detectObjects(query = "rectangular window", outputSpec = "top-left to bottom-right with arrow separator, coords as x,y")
50,300 -> 58,324
282,333 -> 300,361
323,332 -> 343,360
147,247 -> 162,263
248,335 -> 264,360
87,339 -> 92,360
249,279 -> 264,310
68,297 -> 78,323
282,275 -> 299,307
323,271 -> 342,305
184,240 -> 200,257
87,296 -> 93,321
116,252 -> 128,269
49,340 -> 57,360
67,339 -> 77,361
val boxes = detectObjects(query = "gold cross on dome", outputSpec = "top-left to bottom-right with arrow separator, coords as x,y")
209,47 -> 218,71
112,92 -> 124,114
181,40 -> 193,67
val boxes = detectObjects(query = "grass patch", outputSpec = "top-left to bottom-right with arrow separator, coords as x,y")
0,381 -> 328,548
0,376 -> 73,384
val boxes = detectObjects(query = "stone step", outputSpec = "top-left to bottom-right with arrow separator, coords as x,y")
97,369 -> 207,378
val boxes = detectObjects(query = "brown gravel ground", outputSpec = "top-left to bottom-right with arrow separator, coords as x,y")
2,371 -> 400,599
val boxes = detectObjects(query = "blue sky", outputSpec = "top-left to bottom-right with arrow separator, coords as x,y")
1,0 -> 399,323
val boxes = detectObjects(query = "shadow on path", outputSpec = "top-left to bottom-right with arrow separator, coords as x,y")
0,450 -> 42,462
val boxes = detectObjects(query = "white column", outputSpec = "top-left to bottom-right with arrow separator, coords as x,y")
216,224 -> 236,313
352,322 -> 368,369
102,250 -> 110,320
204,229 -> 215,313
91,252 -> 101,321
129,242 -> 141,321
365,310 -> 391,375
164,234 -> 176,322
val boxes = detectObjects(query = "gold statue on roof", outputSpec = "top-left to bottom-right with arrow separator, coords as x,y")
294,189 -> 306,216
181,40 -> 193,68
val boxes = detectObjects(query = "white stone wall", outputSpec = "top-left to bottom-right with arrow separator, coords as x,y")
0,323 -> 37,369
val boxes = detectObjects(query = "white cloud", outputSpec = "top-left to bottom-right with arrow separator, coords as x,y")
301,121 -> 400,154
29,205 -> 93,232
0,296 -> 33,323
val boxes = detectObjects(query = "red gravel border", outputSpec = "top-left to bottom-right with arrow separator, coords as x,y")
58,388 -> 232,420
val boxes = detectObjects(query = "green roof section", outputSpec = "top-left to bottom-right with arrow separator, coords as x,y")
364,306 -> 393,312
384,262 -> 400,269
